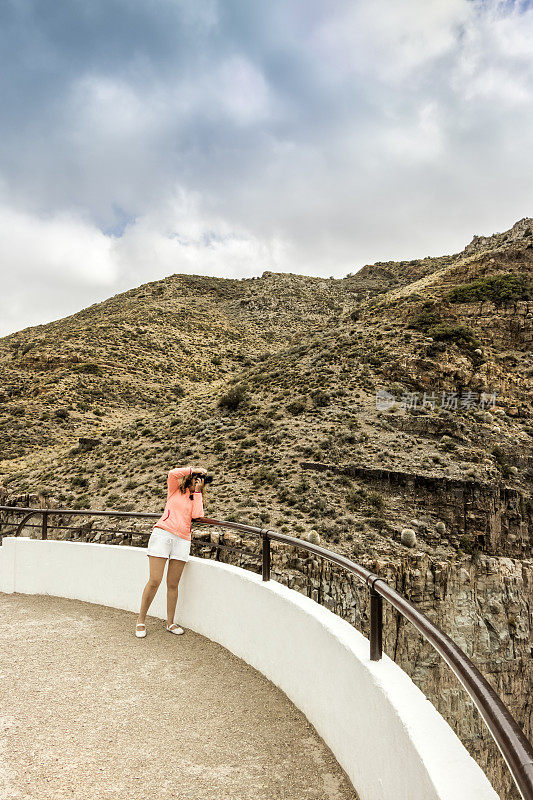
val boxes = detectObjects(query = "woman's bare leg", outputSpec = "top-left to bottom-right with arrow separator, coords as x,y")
137,556 -> 166,624
166,558 -> 186,626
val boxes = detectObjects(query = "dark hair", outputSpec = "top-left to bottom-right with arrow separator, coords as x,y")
181,474 -> 195,493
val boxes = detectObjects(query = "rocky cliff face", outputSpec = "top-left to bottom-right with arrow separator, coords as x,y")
1,218 -> 532,799
301,461 -> 532,558
189,526 -> 531,800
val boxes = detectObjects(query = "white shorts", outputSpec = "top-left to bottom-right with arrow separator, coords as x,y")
146,527 -> 191,562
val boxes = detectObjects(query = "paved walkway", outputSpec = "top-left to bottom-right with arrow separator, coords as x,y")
0,593 -> 359,800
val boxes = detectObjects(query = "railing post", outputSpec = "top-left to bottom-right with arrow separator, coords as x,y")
262,532 -> 270,581
41,511 -> 48,540
370,587 -> 383,661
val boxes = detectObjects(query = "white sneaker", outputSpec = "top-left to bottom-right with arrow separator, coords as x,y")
166,623 -> 184,635
135,623 -> 147,638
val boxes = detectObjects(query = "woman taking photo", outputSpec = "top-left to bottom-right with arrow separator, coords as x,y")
135,465 -> 207,638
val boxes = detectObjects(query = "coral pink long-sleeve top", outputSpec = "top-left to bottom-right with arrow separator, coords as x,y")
152,466 -> 204,541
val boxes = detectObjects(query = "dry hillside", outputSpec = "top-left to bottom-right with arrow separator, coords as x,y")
0,218 -> 531,564
1,217 -> 532,800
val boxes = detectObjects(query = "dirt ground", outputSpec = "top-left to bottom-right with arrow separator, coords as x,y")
0,592 -> 359,800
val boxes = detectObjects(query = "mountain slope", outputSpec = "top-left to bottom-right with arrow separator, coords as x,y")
0,218 -> 531,550
1,218 -> 531,800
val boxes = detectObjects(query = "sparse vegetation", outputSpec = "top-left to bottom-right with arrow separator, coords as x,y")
0,225 -> 530,605
71,475 -> 88,488
367,491 -> 385,512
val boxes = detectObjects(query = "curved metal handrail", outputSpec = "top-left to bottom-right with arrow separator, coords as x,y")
15,510 -> 43,536
1,504 -> 532,799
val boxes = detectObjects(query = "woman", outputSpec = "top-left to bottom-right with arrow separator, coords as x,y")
135,465 -> 207,638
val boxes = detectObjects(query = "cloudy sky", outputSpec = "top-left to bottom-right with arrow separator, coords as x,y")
1,0 -> 532,335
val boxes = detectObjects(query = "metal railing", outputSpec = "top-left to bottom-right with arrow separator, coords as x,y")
1,504 -> 532,800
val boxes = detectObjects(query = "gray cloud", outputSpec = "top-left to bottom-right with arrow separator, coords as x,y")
1,0 -> 532,334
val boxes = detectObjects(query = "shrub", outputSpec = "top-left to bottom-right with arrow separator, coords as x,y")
252,466 -> 277,487
73,362 -> 103,375
490,445 -> 514,478
346,488 -> 365,510
427,324 -> 481,349
72,497 -> 89,509
311,390 -> 330,407
408,302 -> 441,332
448,273 -> 532,305
218,384 -> 247,411
278,487 -> 297,506
249,416 -> 270,432
439,436 -> 457,452
286,400 -> 306,415
367,491 -> 385,511
491,444 -> 506,464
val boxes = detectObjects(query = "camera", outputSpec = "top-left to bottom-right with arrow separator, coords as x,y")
196,473 -> 213,485
191,471 -> 213,485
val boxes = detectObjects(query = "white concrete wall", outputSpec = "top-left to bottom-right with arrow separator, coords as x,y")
0,536 -> 499,800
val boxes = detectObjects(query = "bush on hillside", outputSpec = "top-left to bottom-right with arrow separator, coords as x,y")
367,491 -> 385,511
490,444 -> 514,479
73,362 -> 103,375
448,273 -> 532,305
311,389 -> 330,407
408,302 -> 441,332
286,399 -> 306,415
218,383 -> 247,411
427,324 -> 481,349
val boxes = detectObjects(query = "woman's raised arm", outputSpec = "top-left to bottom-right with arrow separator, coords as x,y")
167,465 -> 192,495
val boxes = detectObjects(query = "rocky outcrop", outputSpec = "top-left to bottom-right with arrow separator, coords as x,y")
463,217 -> 533,256
451,299 -> 532,351
300,461 -> 532,559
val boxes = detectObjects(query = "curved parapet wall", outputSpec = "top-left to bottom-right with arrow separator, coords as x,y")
0,537 -> 499,800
